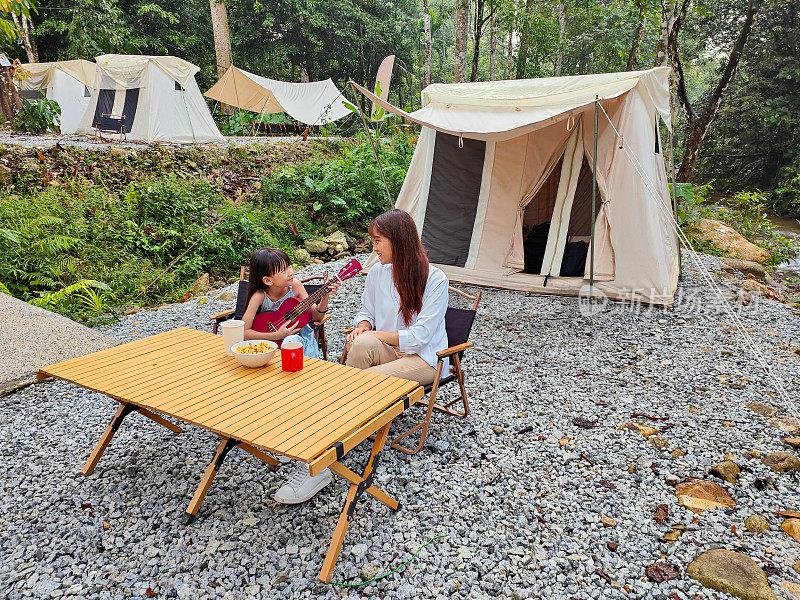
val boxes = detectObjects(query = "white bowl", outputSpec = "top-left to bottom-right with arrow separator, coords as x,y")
230,341 -> 278,368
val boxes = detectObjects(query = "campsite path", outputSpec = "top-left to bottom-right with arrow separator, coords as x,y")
0,132 -> 341,151
2,252 -> 800,600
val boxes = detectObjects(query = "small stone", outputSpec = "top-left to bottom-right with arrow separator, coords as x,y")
650,436 -> 668,450
606,541 -> 618,551
187,160 -> 198,169
0,163 -> 13,184
662,526 -> 686,543
628,465 -> 637,474
748,450 -> 762,459
492,426 -> 504,434
102,521 -> 110,531
687,549 -> 777,600
351,543 -> 368,560
782,518 -> 800,543
784,438 -> 800,449
762,452 -> 800,472
744,515 -> 770,534
709,460 -> 740,484
675,479 -> 736,514
216,290 -> 236,302
722,421 -> 736,428
724,453 -> 738,462
689,406 -> 699,414
670,448 -> 686,458
747,403 -> 779,418
271,572 -> 289,585
620,422 -> 659,438
360,563 -> 379,581
285,544 -> 298,555
601,516 -> 617,528
793,560 -> 800,575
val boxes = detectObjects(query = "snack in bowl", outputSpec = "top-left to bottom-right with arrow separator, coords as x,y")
230,340 -> 278,367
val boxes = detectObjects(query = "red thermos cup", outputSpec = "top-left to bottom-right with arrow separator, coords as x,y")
281,341 -> 303,371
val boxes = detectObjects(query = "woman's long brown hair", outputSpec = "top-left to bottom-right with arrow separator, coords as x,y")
369,209 -> 429,326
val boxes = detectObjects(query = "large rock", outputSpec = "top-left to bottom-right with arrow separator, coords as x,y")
771,416 -> 800,434
324,231 -> 349,255
0,163 -> 12,184
744,515 -> 770,534
675,478 -> 736,514
782,518 -> 800,543
304,239 -> 329,254
697,219 -> 771,264
762,452 -> 800,472
687,549 -> 776,600
720,257 -> 780,286
747,402 -> 779,418
709,460 -> 740,484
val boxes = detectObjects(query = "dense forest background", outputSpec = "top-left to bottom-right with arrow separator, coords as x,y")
5,0 -> 800,216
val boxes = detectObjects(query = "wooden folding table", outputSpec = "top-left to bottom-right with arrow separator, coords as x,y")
37,327 -> 423,582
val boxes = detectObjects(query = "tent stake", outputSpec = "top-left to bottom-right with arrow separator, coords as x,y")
355,92 -> 392,204
590,96 -> 598,300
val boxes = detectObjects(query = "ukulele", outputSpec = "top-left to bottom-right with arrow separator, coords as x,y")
252,258 -> 362,340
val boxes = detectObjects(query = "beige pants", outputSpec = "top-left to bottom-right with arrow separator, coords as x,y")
345,334 -> 437,385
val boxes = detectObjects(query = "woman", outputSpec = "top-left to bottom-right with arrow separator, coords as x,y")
346,209 -> 449,384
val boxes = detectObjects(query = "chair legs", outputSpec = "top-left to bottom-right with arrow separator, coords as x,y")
433,353 -> 470,418
388,362 -> 444,455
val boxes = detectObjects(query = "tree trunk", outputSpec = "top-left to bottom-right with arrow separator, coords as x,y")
655,0 -> 677,67
12,13 -> 37,62
516,0 -> 535,78
506,25 -> 514,79
454,0 -> 468,82
554,0 -> 566,76
0,67 -> 22,123
674,0 -> 762,181
626,0 -> 645,71
470,0 -> 486,81
423,0 -> 432,87
209,0 -> 233,113
489,8 -> 497,80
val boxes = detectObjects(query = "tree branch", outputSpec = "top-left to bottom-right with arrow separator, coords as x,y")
669,0 -> 698,123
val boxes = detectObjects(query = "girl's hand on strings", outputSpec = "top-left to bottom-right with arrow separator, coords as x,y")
324,277 -> 341,296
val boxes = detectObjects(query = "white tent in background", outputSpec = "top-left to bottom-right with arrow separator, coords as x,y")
354,67 -> 679,306
17,60 -> 96,134
203,66 -> 351,126
75,54 -> 223,144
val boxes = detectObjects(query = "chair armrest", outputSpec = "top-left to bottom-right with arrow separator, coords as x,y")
436,342 -> 473,358
209,309 -> 235,321
313,314 -> 331,327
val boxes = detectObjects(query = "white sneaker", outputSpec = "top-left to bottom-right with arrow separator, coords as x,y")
274,464 -> 333,504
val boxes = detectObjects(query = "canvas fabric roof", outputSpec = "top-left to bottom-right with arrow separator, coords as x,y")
18,60 -> 96,90
75,55 -> 223,144
204,66 -> 351,126
355,68 -> 679,305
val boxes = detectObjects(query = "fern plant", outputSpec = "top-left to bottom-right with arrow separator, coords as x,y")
30,279 -> 109,309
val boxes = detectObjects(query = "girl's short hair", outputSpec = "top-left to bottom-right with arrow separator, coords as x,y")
246,247 -> 291,307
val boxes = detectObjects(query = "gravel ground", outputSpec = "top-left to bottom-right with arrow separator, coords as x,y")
2,251 -> 800,600
0,132 -> 339,151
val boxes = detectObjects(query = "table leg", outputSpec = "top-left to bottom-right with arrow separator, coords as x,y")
318,422 -> 395,583
82,402 -> 137,475
185,437 -> 238,520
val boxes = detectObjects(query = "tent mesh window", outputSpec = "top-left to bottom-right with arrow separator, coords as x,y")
421,133 -> 486,268
175,81 -> 184,91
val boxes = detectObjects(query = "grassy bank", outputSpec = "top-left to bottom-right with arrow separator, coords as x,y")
0,136 -> 414,323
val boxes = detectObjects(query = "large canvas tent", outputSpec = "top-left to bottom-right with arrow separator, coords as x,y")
76,55 -> 223,143
204,66 -> 351,126
354,67 -> 679,305
17,60 -> 96,134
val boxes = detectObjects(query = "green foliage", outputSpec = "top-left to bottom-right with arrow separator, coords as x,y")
214,110 -> 293,137
13,98 -> 61,133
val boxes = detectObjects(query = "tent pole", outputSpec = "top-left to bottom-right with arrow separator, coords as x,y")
668,76 -> 682,281
351,84 -> 392,204
590,96 -> 598,299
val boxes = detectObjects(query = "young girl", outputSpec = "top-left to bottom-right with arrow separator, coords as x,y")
241,247 -> 340,505
241,247 -> 339,359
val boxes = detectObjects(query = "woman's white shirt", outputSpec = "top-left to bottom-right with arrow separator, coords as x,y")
353,263 -> 449,370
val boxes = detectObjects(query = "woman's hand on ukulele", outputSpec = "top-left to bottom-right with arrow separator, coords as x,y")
276,320 -> 302,338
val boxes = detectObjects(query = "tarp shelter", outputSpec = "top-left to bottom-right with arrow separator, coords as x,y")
75,55 -> 223,143
354,67 -> 679,305
204,66 -> 351,126
17,60 -> 96,135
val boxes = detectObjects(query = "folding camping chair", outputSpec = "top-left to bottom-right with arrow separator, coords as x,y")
95,114 -> 127,141
209,266 -> 330,360
340,286 -> 481,454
